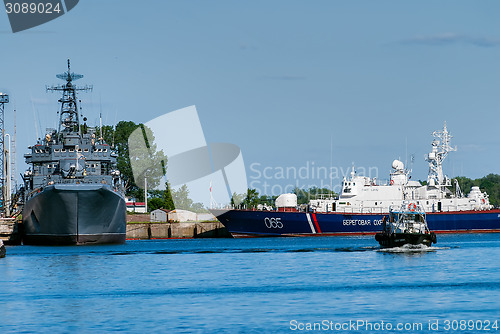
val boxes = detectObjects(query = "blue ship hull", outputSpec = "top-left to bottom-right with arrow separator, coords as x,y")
211,209 -> 500,237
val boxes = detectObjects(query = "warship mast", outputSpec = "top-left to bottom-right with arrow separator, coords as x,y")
0,92 -> 9,215
425,121 -> 457,188
46,59 -> 92,145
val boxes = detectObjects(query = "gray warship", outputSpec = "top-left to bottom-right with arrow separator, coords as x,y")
22,60 -> 126,245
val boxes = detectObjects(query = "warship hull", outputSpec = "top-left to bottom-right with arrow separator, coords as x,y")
211,209 -> 500,237
22,184 -> 126,245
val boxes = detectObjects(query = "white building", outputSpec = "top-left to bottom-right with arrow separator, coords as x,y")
150,209 -> 170,222
168,209 -> 197,222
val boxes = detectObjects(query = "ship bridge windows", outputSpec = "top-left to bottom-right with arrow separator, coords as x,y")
33,163 -> 42,175
69,149 -> 74,153
84,148 -> 89,152
46,163 -> 58,172
101,162 -> 111,175
61,149 -> 67,153
54,149 -> 60,152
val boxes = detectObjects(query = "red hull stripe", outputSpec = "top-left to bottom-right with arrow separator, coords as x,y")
305,213 -> 316,233
311,213 -> 322,233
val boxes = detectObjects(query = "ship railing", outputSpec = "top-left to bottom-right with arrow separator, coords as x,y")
312,193 -> 337,200
335,207 -> 387,214
48,179 -> 110,185
437,204 -> 488,212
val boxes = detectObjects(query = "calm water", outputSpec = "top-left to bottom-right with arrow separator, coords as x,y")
1,234 -> 500,333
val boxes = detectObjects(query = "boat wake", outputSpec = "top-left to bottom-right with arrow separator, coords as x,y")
377,244 -> 450,253
109,246 -> 381,256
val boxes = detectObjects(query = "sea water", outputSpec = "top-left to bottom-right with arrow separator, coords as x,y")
1,234 -> 499,333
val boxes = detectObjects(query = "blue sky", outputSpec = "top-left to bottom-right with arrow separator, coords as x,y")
1,0 -> 499,195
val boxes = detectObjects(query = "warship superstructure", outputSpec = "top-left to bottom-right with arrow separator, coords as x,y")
22,60 -> 126,245
212,123 -> 500,237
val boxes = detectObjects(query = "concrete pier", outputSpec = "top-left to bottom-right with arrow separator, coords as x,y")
0,218 -> 22,245
0,216 -> 231,243
126,221 -> 231,239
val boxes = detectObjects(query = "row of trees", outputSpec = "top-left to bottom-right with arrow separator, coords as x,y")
231,187 -> 336,209
452,174 -> 500,207
98,121 -> 204,212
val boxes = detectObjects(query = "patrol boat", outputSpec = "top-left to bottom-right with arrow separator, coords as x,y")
212,123 -> 500,237
375,203 -> 436,248
22,60 -> 126,245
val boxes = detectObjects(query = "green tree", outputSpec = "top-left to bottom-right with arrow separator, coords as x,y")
145,182 -> 176,212
451,176 -> 475,196
97,121 -> 168,202
171,184 -> 193,210
293,187 -> 336,205
478,174 -> 500,207
243,188 -> 260,208
170,184 -> 206,212
258,195 -> 276,206
452,175 -> 500,207
99,121 -> 142,198
128,124 -> 168,201
148,197 -> 165,211
163,181 -> 175,210
231,192 -> 246,208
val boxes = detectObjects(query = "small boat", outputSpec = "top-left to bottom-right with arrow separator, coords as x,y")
375,202 -> 437,248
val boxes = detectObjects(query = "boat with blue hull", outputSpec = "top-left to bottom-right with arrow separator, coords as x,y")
212,123 -> 500,237
212,208 -> 500,237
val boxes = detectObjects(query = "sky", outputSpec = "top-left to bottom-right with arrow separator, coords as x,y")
1,0 -> 499,197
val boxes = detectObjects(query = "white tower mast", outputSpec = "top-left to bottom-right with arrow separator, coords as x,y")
425,122 -> 457,188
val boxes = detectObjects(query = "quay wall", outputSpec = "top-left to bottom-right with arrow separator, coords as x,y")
0,219 -> 22,244
0,220 -> 231,244
126,221 -> 231,239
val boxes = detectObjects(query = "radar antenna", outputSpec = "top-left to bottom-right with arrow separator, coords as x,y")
56,59 -> 84,82
425,121 -> 457,187
46,59 -> 92,137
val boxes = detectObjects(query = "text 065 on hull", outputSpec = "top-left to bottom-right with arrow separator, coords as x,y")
21,60 -> 126,245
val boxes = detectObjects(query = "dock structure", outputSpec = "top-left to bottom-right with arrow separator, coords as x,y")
0,217 -> 230,243
0,218 -> 22,245
126,221 -> 231,239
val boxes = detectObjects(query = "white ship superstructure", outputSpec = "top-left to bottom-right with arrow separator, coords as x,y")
310,123 -> 492,214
